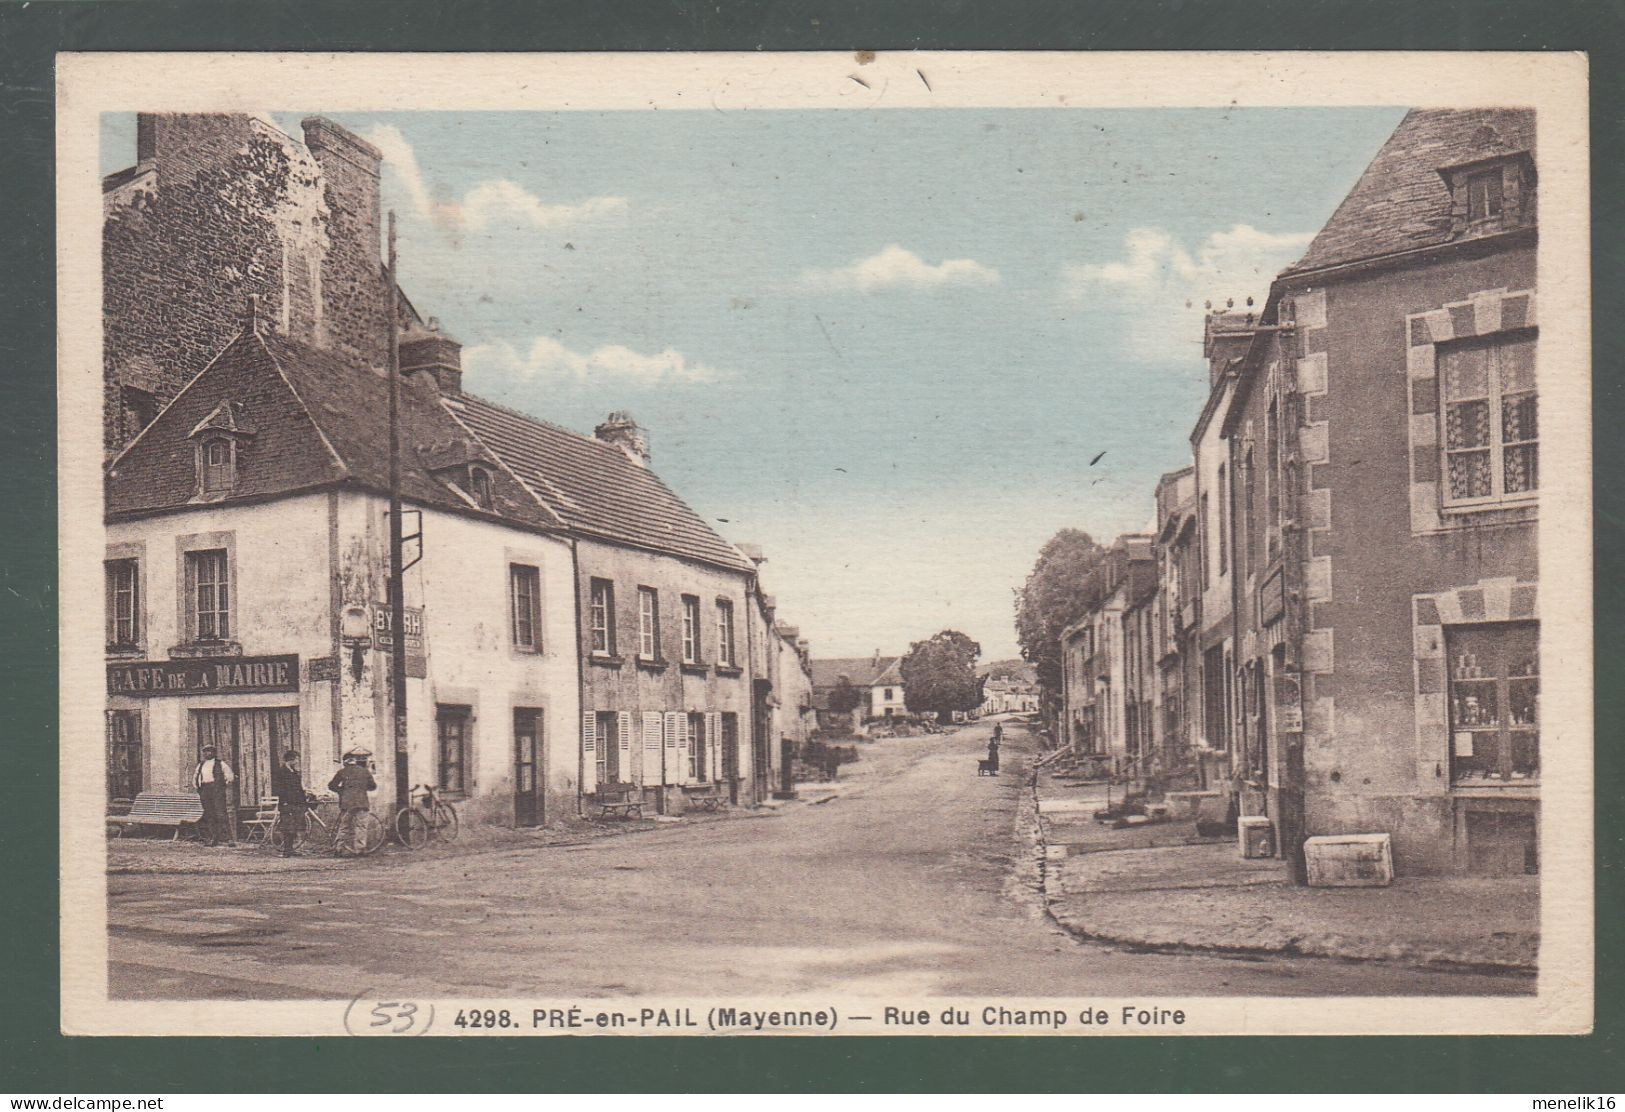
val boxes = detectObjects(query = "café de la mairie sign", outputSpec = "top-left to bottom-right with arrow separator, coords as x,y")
107,655 -> 301,697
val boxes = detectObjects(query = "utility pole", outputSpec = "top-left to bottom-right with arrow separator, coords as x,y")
387,211 -> 410,817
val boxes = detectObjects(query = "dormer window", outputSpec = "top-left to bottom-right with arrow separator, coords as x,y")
1466,170 -> 1504,223
469,466 -> 493,509
187,401 -> 252,501
202,437 -> 234,494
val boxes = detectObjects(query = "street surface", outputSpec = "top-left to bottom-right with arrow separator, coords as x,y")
109,720 -> 1527,999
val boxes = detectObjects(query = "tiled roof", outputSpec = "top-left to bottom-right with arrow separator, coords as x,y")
107,329 -> 559,534
810,657 -> 898,689
444,393 -> 753,572
1285,108 -> 1535,276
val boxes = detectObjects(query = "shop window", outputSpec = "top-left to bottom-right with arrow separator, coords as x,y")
105,558 -> 141,650
184,548 -> 230,642
106,710 -> 142,802
1447,623 -> 1538,785
1438,333 -> 1537,507
437,705 -> 471,795
590,578 -> 616,655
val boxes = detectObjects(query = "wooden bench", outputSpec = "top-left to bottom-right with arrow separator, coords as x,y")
107,792 -> 205,840
592,782 -> 644,821
685,783 -> 726,813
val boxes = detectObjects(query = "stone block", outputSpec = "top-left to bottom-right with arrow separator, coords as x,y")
1304,833 -> 1393,887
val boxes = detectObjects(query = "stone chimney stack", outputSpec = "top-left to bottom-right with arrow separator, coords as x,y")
401,323 -> 463,394
594,411 -> 651,467
300,116 -> 386,366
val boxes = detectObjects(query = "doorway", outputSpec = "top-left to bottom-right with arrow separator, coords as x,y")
514,709 -> 544,826
191,707 -> 299,815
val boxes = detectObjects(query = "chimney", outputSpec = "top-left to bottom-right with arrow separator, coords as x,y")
594,411 -> 650,466
401,326 -> 463,394
300,117 -> 385,365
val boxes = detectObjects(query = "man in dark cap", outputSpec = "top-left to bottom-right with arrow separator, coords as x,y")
271,750 -> 312,857
328,749 -> 377,854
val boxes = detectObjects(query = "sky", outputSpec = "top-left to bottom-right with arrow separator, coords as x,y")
103,107 -> 1405,661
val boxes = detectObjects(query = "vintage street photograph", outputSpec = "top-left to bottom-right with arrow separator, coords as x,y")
57,52 -> 1592,1036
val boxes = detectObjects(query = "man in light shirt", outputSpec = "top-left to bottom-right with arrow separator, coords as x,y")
193,744 -> 236,847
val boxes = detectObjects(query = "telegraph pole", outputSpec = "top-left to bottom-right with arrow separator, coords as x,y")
387,211 -> 411,817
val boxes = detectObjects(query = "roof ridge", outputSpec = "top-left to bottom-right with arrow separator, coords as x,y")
452,390 -> 625,460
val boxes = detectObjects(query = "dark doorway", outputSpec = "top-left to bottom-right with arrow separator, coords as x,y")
752,680 -> 772,802
514,708 -> 544,826
720,713 -> 740,803
191,707 -> 298,822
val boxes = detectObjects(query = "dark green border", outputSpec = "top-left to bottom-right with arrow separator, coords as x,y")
2,0 -> 1620,1093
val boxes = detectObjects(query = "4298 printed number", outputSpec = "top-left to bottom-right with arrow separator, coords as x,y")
454,1008 -> 518,1030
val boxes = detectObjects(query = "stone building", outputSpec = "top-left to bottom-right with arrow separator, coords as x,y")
1058,536 -> 1155,765
102,112 -> 810,825
1233,107 -> 1540,875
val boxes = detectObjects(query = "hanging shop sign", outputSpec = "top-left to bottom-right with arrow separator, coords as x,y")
108,654 -> 301,697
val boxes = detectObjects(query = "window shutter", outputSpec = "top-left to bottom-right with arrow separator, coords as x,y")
617,710 -> 633,786
663,712 -> 682,786
677,713 -> 694,785
641,712 -> 663,787
581,711 -> 597,792
707,712 -> 722,782
184,554 -> 199,640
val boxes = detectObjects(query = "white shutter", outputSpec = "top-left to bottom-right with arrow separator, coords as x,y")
707,712 -> 722,782
663,711 -> 682,786
617,711 -> 633,786
641,712 -> 663,787
581,711 -> 598,792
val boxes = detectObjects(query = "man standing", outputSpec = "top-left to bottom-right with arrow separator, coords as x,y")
192,744 -> 236,847
328,749 -> 377,854
271,750 -> 311,858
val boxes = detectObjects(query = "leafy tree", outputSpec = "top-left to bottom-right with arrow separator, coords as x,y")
900,630 -> 985,721
827,676 -> 863,715
1014,529 -> 1107,708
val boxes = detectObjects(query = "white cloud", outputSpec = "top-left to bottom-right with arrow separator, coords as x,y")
800,244 -> 1000,292
465,337 -> 722,387
366,124 -> 628,233
1062,224 -> 1314,362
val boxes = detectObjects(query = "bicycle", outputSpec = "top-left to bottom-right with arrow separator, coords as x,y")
266,795 -> 385,857
394,783 -> 460,849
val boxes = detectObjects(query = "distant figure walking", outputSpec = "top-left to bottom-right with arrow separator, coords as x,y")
193,745 -> 236,847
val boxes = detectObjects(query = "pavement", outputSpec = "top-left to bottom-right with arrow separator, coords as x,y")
106,718 -> 1530,1000
1034,766 -> 1540,973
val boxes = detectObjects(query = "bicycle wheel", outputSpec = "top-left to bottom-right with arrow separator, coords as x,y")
355,812 -> 386,856
395,807 -> 429,849
431,801 -> 460,843
266,811 -> 309,852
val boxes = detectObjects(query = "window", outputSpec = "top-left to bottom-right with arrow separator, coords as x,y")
589,578 -> 616,655
637,587 -> 660,660
1198,493 -> 1210,590
185,548 -> 230,641
1217,464 -> 1228,575
688,712 -> 707,780
1265,400 -> 1281,561
106,710 -> 142,802
1439,334 -> 1537,506
105,558 -> 141,649
595,710 -> 619,783
715,600 -> 736,666
681,595 -> 701,663
201,437 -> 234,495
1242,449 -> 1257,578
1447,623 -> 1538,785
509,564 -> 541,651
469,466 -> 493,510
884,688 -> 894,701
437,705 -> 471,795
720,713 -> 739,782
120,385 -> 158,445
1466,170 -> 1504,222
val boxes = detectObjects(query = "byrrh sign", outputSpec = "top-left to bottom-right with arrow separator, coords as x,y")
107,655 -> 301,697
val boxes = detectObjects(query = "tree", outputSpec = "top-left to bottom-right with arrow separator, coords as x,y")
1014,529 -> 1107,709
900,630 -> 985,721
827,676 -> 863,715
